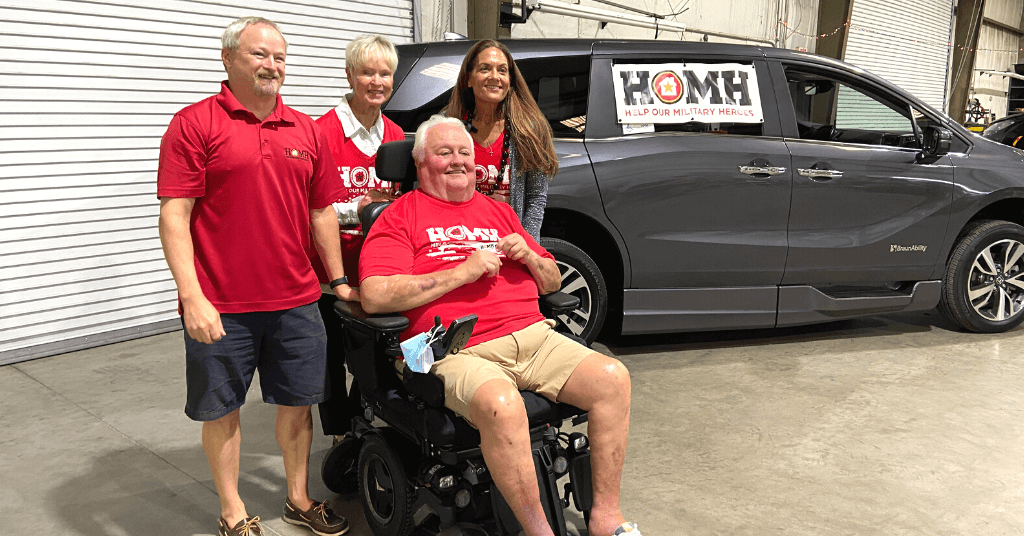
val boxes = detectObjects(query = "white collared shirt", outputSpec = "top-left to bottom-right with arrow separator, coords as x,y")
331,93 -> 386,225
335,92 -> 386,156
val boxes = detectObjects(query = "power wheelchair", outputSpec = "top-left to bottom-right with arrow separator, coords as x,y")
320,139 -> 594,536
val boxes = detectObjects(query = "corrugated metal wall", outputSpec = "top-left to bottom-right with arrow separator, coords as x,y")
843,0 -> 954,111
972,0 -> 1023,119
0,0 -> 414,365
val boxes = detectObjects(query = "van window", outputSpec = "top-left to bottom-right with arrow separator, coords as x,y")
518,56 -> 590,138
785,67 -> 917,147
386,53 -> 590,138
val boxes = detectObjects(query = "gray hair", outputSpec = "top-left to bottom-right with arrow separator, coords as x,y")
221,16 -> 287,50
346,34 -> 398,75
412,115 -> 473,162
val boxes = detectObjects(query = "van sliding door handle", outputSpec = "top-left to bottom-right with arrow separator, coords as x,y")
738,165 -> 787,176
798,168 -> 843,180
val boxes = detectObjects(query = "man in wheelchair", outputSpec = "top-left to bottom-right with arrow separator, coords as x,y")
355,115 -> 640,536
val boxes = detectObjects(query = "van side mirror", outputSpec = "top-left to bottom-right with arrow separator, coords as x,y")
916,125 -> 951,164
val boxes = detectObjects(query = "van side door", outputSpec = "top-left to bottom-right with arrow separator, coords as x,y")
774,61 -> 955,291
587,51 -> 793,333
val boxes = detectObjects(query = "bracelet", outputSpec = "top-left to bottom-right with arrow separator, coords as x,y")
328,276 -> 349,288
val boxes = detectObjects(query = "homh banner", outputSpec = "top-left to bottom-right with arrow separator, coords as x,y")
612,63 -> 764,124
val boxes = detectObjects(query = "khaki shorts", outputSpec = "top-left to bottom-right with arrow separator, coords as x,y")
431,319 -> 594,425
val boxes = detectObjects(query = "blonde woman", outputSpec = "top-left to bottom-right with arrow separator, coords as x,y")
309,34 -> 404,449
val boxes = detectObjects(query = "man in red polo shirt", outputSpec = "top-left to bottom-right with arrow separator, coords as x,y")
157,16 -> 353,536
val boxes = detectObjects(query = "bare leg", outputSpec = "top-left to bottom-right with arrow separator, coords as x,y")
556,353 -> 632,536
470,380 -> 555,536
203,409 -> 249,526
276,405 -> 314,510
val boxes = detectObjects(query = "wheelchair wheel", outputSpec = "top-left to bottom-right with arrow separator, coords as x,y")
358,433 -> 415,536
321,434 -> 361,494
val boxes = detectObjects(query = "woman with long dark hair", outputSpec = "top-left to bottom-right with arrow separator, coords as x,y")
444,40 -> 557,240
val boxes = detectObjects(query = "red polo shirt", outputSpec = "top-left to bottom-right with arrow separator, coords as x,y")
158,81 -> 342,313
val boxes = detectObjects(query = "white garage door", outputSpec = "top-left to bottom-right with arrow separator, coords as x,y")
843,0 -> 954,112
0,0 -> 414,364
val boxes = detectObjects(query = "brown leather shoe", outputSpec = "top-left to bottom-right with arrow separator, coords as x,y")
219,516 -> 263,536
283,498 -> 350,535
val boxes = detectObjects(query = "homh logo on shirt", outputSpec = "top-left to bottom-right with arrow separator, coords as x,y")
285,148 -> 312,161
475,164 -> 511,196
424,225 -> 502,261
340,166 -> 392,189
426,225 -> 499,242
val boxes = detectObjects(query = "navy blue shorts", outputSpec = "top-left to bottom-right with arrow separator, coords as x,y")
182,302 -> 328,422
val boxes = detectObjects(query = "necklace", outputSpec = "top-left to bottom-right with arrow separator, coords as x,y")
466,110 -> 512,180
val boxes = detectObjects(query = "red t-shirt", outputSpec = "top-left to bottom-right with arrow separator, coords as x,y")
359,190 -> 553,347
157,81 -> 342,313
474,129 -> 511,197
309,109 -> 405,283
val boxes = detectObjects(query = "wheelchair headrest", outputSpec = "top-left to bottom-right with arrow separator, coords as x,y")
375,139 -> 417,186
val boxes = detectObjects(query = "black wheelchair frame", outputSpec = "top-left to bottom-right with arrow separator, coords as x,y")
319,140 -> 594,536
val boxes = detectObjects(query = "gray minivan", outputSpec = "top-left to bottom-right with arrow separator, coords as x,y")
385,39 -> 1024,343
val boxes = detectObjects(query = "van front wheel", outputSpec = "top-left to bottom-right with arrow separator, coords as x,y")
940,220 -> 1024,332
539,238 -> 607,344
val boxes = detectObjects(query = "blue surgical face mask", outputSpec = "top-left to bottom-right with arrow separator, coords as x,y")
401,332 -> 436,373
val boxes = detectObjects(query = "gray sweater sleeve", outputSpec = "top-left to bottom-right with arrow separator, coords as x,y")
507,140 -> 550,241
519,169 -> 549,241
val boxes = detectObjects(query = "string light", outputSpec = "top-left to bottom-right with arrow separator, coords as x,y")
778,20 -> 1023,56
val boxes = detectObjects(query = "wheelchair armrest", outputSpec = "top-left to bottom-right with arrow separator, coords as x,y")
334,300 -> 409,335
539,292 -> 580,316
333,300 -> 407,394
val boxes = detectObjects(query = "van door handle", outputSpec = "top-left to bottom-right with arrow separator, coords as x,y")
798,168 -> 843,180
738,165 -> 787,176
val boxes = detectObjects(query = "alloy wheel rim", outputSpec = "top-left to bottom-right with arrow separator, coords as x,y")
967,238 -> 1024,322
554,259 -> 593,337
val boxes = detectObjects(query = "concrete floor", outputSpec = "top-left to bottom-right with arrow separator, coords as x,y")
3,308 -> 1024,535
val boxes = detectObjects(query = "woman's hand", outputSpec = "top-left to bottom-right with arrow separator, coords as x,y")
357,189 -> 396,212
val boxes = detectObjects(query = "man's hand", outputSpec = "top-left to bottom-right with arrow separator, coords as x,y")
334,284 -> 360,302
357,189 -> 396,213
159,196 -> 229,343
498,233 -> 561,294
181,295 -> 226,344
459,250 -> 502,282
497,233 -> 537,263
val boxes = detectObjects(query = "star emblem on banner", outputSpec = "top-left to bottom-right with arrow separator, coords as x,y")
653,70 -> 684,104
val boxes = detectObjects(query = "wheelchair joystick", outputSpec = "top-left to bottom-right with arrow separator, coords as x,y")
431,314 -> 478,359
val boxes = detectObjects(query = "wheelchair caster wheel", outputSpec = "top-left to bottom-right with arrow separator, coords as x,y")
321,434 -> 361,494
359,433 -> 415,536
